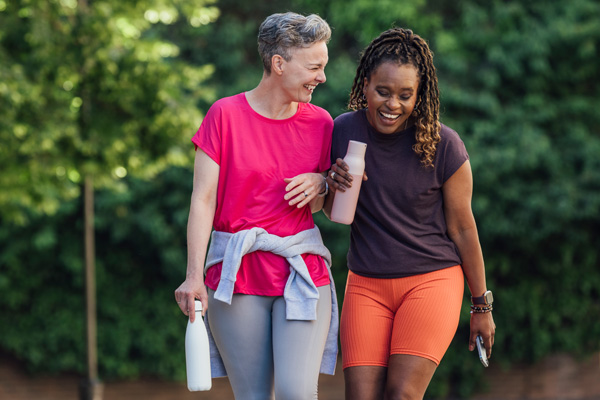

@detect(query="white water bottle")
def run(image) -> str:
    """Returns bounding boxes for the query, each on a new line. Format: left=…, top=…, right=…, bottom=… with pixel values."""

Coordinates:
left=331, top=140, right=367, bottom=225
left=185, top=300, right=212, bottom=391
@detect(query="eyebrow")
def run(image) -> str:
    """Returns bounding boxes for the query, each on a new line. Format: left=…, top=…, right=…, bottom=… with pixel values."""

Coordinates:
left=375, top=84, right=415, bottom=91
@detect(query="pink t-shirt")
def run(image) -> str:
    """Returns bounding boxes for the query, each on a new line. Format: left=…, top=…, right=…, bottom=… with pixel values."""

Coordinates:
left=192, top=93, right=333, bottom=296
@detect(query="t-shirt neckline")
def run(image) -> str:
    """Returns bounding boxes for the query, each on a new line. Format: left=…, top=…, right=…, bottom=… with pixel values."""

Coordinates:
left=241, top=92, right=304, bottom=124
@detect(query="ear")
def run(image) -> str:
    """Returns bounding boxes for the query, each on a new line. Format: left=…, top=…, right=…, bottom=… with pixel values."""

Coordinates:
left=271, top=55, right=285, bottom=76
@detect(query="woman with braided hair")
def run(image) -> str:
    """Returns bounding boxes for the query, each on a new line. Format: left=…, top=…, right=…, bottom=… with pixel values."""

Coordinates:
left=324, top=28, right=496, bottom=399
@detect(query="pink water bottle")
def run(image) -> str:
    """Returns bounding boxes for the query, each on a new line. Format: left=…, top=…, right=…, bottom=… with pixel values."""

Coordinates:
left=331, top=140, right=367, bottom=224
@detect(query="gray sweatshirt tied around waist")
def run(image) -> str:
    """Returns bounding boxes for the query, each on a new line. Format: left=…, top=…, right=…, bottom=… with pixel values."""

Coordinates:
left=204, top=226, right=339, bottom=377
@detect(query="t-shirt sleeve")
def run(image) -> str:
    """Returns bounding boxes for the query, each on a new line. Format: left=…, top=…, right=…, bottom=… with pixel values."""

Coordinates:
left=318, top=116, right=334, bottom=172
left=440, top=126, right=469, bottom=183
left=331, top=113, right=351, bottom=165
left=191, top=102, right=222, bottom=165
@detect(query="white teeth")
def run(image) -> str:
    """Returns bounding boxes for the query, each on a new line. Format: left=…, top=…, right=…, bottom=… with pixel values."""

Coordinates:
left=305, top=85, right=316, bottom=91
left=381, top=112, right=400, bottom=119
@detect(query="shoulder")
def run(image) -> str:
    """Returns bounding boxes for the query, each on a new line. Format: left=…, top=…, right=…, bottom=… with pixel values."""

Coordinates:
left=333, top=111, right=360, bottom=124
left=207, top=93, right=245, bottom=114
left=438, top=123, right=467, bottom=150
left=439, top=123, right=462, bottom=141
left=436, top=123, right=469, bottom=176
left=334, top=110, right=361, bottom=126
left=301, top=102, right=333, bottom=124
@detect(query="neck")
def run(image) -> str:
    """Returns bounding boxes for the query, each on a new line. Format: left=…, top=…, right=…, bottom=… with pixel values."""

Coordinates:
left=246, top=74, right=298, bottom=120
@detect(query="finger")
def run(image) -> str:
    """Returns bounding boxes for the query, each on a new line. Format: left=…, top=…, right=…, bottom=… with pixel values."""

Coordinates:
left=285, top=187, right=304, bottom=202
left=292, top=189, right=312, bottom=207
left=296, top=193, right=312, bottom=208
left=335, top=158, right=349, bottom=171
left=468, top=334, right=477, bottom=351
left=333, top=164, right=354, bottom=184
left=485, top=336, right=493, bottom=358
left=288, top=188, right=307, bottom=206
left=200, top=299, right=208, bottom=317
left=330, top=168, right=350, bottom=190
left=331, top=178, right=347, bottom=193
left=284, top=177, right=301, bottom=193
left=188, top=297, right=196, bottom=323
left=284, top=182, right=302, bottom=200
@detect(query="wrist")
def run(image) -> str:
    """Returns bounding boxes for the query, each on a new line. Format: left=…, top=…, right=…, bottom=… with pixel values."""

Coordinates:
left=470, top=304, right=493, bottom=314
left=471, top=290, right=493, bottom=306
left=317, top=176, right=328, bottom=197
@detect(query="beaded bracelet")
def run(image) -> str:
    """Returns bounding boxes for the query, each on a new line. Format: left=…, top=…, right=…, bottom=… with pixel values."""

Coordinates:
left=470, top=304, right=493, bottom=314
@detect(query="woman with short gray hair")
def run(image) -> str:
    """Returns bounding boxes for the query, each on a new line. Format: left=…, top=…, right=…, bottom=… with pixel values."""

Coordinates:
left=258, top=12, right=332, bottom=73
left=175, top=12, right=337, bottom=400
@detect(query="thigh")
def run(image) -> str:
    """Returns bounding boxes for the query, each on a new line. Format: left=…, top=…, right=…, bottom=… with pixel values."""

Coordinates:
left=341, top=271, right=396, bottom=369
left=385, top=354, right=438, bottom=400
left=391, top=265, right=464, bottom=365
left=207, top=290, right=275, bottom=400
left=272, top=285, right=331, bottom=400
left=344, top=366, right=387, bottom=400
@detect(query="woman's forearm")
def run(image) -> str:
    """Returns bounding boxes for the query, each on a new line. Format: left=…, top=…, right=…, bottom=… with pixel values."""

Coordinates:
left=186, top=193, right=216, bottom=280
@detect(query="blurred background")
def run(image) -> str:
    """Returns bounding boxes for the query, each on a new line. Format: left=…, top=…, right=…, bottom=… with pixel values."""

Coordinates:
left=1, top=0, right=599, bottom=399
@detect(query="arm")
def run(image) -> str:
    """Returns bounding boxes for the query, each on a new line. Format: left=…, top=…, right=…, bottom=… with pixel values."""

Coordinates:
left=174, top=149, right=219, bottom=323
left=443, top=160, right=496, bottom=357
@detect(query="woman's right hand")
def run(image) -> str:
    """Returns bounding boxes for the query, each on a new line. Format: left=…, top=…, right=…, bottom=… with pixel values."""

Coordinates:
left=327, top=158, right=368, bottom=193
left=174, top=276, right=208, bottom=323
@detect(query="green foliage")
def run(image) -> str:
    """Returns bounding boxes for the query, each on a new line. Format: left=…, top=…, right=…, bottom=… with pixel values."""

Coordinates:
left=0, top=0, right=215, bottom=223
left=429, top=0, right=600, bottom=396
left=0, top=168, right=193, bottom=379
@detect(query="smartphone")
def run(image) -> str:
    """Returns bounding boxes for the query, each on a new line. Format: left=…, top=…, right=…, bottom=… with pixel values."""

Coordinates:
left=476, top=335, right=489, bottom=367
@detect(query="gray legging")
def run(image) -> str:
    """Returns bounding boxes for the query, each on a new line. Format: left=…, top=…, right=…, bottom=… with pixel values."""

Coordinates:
left=207, top=285, right=332, bottom=400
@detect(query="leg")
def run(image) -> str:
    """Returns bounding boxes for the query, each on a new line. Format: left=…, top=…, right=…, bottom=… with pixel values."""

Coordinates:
left=271, top=285, right=332, bottom=400
left=341, top=271, right=396, bottom=400
left=207, top=290, right=275, bottom=400
left=386, top=266, right=464, bottom=399
left=384, top=355, right=437, bottom=400
left=344, top=366, right=386, bottom=400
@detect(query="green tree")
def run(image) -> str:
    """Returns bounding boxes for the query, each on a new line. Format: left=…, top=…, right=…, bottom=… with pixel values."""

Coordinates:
left=0, top=0, right=218, bottom=223
left=430, top=0, right=600, bottom=396
left=0, top=0, right=217, bottom=383
left=0, top=167, right=193, bottom=379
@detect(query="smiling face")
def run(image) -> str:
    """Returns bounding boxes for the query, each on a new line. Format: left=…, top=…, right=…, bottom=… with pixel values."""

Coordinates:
left=280, top=41, right=328, bottom=103
left=363, top=61, right=420, bottom=134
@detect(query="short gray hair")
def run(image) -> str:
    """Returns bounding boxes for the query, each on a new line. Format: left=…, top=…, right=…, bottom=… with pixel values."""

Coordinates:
left=258, top=12, right=331, bottom=74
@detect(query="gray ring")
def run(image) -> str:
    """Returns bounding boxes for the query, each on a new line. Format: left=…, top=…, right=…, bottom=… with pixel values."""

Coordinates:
left=331, top=171, right=336, bottom=180
left=304, top=191, right=308, bottom=197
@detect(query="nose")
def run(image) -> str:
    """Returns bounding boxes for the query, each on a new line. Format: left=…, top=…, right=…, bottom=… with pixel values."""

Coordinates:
left=316, top=69, right=326, bottom=83
left=386, top=96, right=401, bottom=109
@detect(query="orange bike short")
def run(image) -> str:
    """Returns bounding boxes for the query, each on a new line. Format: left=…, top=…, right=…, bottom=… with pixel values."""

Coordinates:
left=341, top=265, right=464, bottom=368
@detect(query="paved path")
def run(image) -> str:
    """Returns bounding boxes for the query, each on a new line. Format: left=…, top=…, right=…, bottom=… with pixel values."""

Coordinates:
left=2, top=352, right=599, bottom=399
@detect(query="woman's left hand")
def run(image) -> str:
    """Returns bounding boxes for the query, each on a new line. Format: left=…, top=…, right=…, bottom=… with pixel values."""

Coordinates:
left=284, top=172, right=326, bottom=208
left=469, top=311, right=496, bottom=359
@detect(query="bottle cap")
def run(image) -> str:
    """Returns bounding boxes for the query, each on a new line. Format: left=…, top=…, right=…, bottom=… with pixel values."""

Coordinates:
left=347, top=140, right=367, bottom=156
left=194, top=300, right=203, bottom=312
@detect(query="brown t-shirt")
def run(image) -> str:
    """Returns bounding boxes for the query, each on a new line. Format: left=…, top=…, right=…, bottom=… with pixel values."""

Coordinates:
left=331, top=110, right=469, bottom=278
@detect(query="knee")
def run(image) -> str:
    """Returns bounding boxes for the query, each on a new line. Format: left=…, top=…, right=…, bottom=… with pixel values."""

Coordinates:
left=384, top=384, right=423, bottom=400
left=274, top=380, right=317, bottom=400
